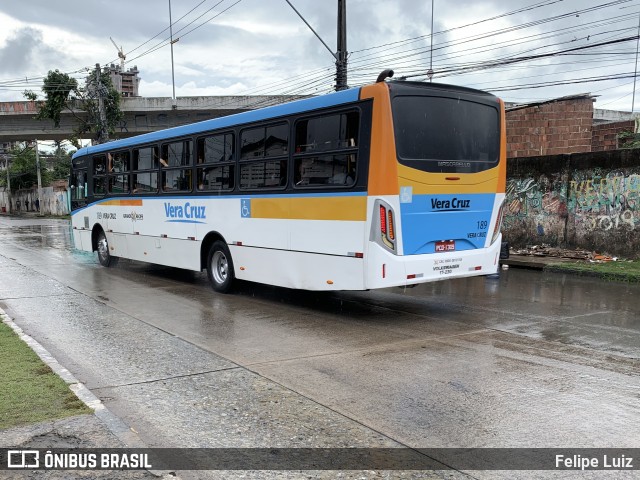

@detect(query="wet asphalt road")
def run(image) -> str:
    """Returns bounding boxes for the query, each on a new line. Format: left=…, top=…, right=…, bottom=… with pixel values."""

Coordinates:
left=0, top=216, right=638, bottom=479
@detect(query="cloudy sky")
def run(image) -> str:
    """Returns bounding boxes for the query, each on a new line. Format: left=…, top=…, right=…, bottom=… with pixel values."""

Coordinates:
left=1, top=0, right=640, bottom=111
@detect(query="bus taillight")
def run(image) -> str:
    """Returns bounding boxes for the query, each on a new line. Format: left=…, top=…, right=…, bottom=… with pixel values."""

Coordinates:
left=388, top=210, right=395, bottom=240
left=491, top=201, right=505, bottom=245
left=379, top=205, right=387, bottom=235
left=375, top=200, right=396, bottom=252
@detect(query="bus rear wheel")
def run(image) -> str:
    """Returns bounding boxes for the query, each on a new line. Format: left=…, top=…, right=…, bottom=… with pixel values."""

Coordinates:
left=207, top=241, right=235, bottom=293
left=96, top=231, right=118, bottom=267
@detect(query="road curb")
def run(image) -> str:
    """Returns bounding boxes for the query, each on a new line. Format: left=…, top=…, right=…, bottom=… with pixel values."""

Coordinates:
left=0, top=308, right=146, bottom=448
left=0, top=307, right=176, bottom=478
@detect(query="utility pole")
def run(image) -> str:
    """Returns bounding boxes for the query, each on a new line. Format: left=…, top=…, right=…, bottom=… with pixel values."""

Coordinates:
left=169, top=0, right=177, bottom=109
left=95, top=64, right=109, bottom=144
left=336, top=0, right=348, bottom=91
left=3, top=155, right=10, bottom=214
left=34, top=141, right=43, bottom=217
left=632, top=11, right=640, bottom=112
left=428, top=0, right=434, bottom=82
left=285, top=0, right=348, bottom=92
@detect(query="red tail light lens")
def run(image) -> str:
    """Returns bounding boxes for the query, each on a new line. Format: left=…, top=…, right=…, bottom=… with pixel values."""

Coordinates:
left=379, top=205, right=387, bottom=235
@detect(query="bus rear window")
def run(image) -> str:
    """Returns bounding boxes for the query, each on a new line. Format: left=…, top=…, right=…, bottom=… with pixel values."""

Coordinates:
left=392, top=95, right=499, bottom=173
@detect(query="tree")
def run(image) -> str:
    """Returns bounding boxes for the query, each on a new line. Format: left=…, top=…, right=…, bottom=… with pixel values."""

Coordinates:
left=0, top=145, right=52, bottom=191
left=24, top=66, right=123, bottom=148
left=617, top=130, right=640, bottom=149
left=25, top=70, right=78, bottom=128
left=50, top=144, right=72, bottom=181
left=0, top=143, right=71, bottom=191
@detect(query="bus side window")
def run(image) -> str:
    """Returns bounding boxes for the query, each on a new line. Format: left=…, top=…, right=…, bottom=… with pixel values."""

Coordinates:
left=239, top=123, right=288, bottom=190
left=71, top=169, right=87, bottom=200
left=196, top=132, right=235, bottom=192
left=131, top=146, right=159, bottom=195
left=293, top=110, right=359, bottom=188
left=93, top=155, right=107, bottom=175
left=161, top=140, right=193, bottom=192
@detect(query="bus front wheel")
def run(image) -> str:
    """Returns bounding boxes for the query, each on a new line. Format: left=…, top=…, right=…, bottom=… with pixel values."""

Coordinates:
left=96, top=231, right=118, bottom=267
left=207, top=241, right=235, bottom=293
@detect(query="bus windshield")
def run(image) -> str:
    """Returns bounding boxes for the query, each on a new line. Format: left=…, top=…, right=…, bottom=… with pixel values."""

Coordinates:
left=392, top=95, right=500, bottom=174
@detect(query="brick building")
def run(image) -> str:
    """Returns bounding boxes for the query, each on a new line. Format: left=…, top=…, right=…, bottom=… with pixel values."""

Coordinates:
left=505, top=95, right=640, bottom=158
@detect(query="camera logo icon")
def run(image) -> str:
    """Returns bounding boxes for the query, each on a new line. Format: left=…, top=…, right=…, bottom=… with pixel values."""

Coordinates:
left=7, top=450, right=40, bottom=469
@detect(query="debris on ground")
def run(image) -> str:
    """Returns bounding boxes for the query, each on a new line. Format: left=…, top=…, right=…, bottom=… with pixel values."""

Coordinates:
left=510, top=244, right=621, bottom=262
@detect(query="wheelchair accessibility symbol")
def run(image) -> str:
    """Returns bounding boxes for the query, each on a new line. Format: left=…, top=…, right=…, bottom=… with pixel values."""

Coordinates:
left=241, top=199, right=251, bottom=218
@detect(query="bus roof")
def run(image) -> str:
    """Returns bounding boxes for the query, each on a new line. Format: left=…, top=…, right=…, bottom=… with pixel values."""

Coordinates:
left=72, top=87, right=362, bottom=159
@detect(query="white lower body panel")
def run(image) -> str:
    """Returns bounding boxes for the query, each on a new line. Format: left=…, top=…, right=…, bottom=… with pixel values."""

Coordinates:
left=230, top=246, right=366, bottom=291
left=365, top=233, right=503, bottom=290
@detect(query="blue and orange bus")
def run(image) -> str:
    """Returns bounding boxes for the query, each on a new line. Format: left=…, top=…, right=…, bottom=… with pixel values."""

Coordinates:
left=70, top=72, right=506, bottom=292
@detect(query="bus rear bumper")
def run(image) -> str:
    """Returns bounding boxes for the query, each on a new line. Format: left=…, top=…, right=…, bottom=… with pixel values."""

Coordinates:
left=365, top=235, right=503, bottom=290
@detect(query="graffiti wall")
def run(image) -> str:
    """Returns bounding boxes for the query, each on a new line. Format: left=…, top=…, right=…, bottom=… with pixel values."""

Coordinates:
left=505, top=150, right=640, bottom=258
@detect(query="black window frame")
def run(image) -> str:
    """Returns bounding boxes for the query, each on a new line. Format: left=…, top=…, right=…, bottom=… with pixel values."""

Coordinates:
left=131, top=144, right=160, bottom=195
left=239, top=121, right=289, bottom=191
left=196, top=131, right=236, bottom=193
left=292, top=108, right=361, bottom=190
left=160, top=139, right=194, bottom=193
left=107, top=150, right=131, bottom=194
left=70, top=168, right=88, bottom=207
left=92, top=154, right=108, bottom=197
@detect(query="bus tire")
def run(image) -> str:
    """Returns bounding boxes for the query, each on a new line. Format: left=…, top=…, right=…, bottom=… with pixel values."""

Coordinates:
left=207, top=241, right=235, bottom=293
left=97, top=230, right=118, bottom=267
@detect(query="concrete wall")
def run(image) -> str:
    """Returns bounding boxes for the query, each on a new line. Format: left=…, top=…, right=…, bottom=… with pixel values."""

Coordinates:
left=0, top=186, right=69, bottom=216
left=504, top=149, right=640, bottom=258
left=0, top=95, right=307, bottom=142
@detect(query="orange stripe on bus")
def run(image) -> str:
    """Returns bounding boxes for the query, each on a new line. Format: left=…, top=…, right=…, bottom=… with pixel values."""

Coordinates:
left=360, top=83, right=399, bottom=196
left=497, top=98, right=507, bottom=194
left=101, top=199, right=143, bottom=207
left=251, top=196, right=367, bottom=221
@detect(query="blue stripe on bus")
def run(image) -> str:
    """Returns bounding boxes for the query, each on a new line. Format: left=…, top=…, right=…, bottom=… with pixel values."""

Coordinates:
left=400, top=193, right=497, bottom=255
left=72, top=88, right=362, bottom=159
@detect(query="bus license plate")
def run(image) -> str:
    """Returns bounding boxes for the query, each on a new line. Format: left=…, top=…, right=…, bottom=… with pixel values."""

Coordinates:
left=435, top=240, right=456, bottom=252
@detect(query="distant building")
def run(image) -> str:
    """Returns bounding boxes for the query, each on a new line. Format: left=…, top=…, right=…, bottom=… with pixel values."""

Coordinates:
left=0, top=141, right=19, bottom=155
left=105, top=64, right=141, bottom=98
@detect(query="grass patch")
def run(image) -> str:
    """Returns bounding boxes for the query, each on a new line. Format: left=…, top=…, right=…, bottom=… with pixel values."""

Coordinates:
left=545, top=259, right=640, bottom=283
left=0, top=321, right=91, bottom=430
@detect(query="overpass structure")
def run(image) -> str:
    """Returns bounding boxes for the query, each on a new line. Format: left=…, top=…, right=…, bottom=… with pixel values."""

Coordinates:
left=0, top=95, right=306, bottom=143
